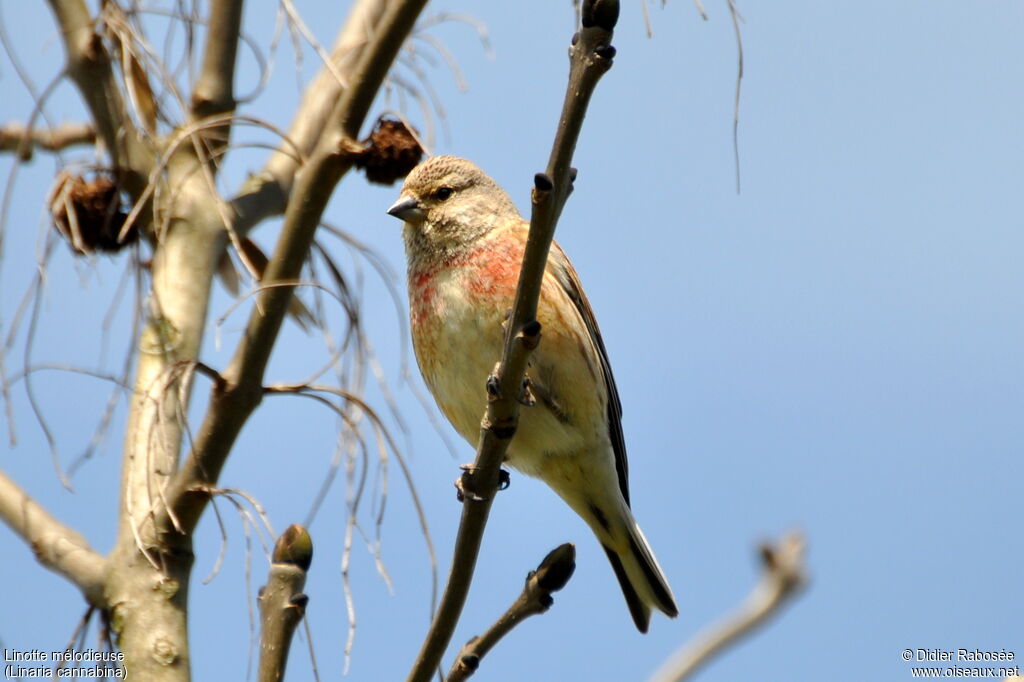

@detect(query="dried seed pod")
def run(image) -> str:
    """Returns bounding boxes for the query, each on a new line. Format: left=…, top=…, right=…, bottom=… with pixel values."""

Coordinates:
left=50, top=173, right=136, bottom=255
left=352, top=118, right=425, bottom=186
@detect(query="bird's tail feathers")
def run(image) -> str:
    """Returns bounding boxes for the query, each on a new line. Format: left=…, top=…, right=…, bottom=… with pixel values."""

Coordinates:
left=593, top=504, right=678, bottom=633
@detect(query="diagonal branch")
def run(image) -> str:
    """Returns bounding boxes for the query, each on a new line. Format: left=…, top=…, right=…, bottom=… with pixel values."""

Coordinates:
left=648, top=532, right=808, bottom=682
left=228, top=0, right=389, bottom=236
left=0, top=470, right=107, bottom=606
left=156, top=0, right=431, bottom=540
left=445, top=544, right=576, bottom=682
left=405, top=3, right=619, bottom=681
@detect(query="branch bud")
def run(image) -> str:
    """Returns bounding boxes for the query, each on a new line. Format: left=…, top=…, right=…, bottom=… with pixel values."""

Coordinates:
left=273, top=524, right=314, bottom=572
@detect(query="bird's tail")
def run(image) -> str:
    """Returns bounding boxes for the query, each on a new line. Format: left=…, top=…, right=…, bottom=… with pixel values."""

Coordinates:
left=588, top=500, right=679, bottom=632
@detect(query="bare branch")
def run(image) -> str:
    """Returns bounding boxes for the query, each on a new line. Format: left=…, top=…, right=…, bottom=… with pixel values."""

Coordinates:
left=648, top=532, right=808, bottom=682
left=191, top=0, right=245, bottom=160
left=229, top=0, right=389, bottom=236
left=257, top=525, right=312, bottom=682
left=404, top=3, right=619, bottom=680
left=157, top=0, right=431, bottom=539
left=0, top=121, right=95, bottom=159
left=446, top=544, right=576, bottom=682
left=44, top=0, right=153, bottom=191
left=192, top=0, right=244, bottom=118
left=0, top=470, right=107, bottom=606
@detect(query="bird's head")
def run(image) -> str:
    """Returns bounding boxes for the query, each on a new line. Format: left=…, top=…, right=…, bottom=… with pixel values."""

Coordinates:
left=387, top=156, right=520, bottom=256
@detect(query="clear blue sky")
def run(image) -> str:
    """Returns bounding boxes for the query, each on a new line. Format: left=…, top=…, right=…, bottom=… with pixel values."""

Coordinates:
left=2, top=1, right=1021, bottom=681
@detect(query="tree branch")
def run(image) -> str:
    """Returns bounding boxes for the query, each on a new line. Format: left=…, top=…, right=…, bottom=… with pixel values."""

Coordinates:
left=257, top=525, right=312, bottom=682
left=44, top=0, right=153, bottom=192
left=405, top=3, right=619, bottom=681
left=191, top=0, right=244, bottom=119
left=228, top=0, right=389, bottom=236
left=190, top=0, right=245, bottom=161
left=446, top=544, right=576, bottom=682
left=0, top=470, right=107, bottom=606
left=648, top=532, right=808, bottom=682
left=156, top=0, right=431, bottom=539
left=0, top=121, right=95, bottom=159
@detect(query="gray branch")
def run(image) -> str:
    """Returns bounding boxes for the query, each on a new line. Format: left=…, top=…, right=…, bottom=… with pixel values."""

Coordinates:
left=405, top=3, right=619, bottom=681
left=648, top=532, right=808, bottom=682
left=446, top=544, right=576, bottom=682
left=0, top=471, right=107, bottom=606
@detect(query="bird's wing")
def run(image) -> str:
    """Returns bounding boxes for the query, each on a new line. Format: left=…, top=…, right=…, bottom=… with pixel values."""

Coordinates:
left=548, top=242, right=631, bottom=505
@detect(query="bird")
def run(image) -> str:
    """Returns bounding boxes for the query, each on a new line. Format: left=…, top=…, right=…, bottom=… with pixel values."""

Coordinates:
left=387, top=155, right=678, bottom=632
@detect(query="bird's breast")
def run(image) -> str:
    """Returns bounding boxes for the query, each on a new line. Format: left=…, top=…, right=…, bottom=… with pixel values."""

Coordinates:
left=409, top=261, right=511, bottom=442
left=408, top=251, right=597, bottom=475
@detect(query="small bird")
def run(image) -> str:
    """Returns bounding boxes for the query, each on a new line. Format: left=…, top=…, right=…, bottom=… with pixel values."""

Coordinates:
left=387, top=155, right=678, bottom=631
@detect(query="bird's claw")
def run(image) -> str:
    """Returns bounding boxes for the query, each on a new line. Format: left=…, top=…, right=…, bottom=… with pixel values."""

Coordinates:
left=518, top=375, right=536, bottom=407
left=454, top=464, right=511, bottom=502
left=454, top=476, right=483, bottom=502
left=486, top=373, right=501, bottom=398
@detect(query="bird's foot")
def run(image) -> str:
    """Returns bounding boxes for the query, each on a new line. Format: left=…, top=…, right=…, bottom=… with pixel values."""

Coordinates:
left=517, top=375, right=536, bottom=407
left=454, top=464, right=511, bottom=502
left=486, top=371, right=501, bottom=398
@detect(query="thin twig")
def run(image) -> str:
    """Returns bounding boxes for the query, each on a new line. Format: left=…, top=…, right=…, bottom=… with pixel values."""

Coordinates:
left=726, top=0, right=744, bottom=194
left=648, top=531, right=808, bottom=682
left=404, top=3, right=619, bottom=680
left=445, top=544, right=576, bottom=682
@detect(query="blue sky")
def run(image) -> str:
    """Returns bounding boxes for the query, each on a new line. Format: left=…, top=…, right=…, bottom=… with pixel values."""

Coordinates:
left=2, top=1, right=1022, bottom=681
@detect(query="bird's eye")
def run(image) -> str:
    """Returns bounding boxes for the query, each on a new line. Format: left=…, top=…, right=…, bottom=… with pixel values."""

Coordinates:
left=434, top=187, right=454, bottom=201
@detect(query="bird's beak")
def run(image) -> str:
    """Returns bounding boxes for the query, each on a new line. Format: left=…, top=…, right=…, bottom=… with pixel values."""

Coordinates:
left=387, top=195, right=424, bottom=224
